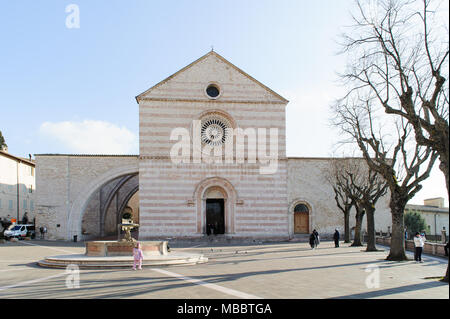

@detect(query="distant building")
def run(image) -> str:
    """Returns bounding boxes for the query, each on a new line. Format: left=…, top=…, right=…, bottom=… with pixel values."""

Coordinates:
left=405, top=197, right=449, bottom=237
left=0, top=150, right=35, bottom=224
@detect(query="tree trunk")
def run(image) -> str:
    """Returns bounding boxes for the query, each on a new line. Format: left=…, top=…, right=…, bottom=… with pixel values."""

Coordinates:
left=442, top=264, right=449, bottom=283
left=344, top=211, right=351, bottom=243
left=386, top=193, right=408, bottom=261
left=438, top=159, right=449, bottom=283
left=365, top=206, right=377, bottom=251
left=351, top=207, right=364, bottom=247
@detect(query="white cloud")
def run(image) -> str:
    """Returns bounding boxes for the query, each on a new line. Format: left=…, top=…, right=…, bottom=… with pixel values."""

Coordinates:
left=39, top=120, right=138, bottom=154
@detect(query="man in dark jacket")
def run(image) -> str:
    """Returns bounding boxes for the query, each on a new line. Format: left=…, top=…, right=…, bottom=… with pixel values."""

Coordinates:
left=309, top=232, right=316, bottom=249
left=333, top=229, right=340, bottom=247
left=313, top=229, right=320, bottom=248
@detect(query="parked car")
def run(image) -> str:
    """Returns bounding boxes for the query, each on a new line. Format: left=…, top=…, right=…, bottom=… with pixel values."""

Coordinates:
left=4, top=224, right=35, bottom=240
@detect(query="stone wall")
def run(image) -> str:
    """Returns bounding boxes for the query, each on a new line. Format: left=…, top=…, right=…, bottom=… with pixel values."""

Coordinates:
left=35, top=155, right=138, bottom=240
left=287, top=158, right=392, bottom=238
left=377, top=236, right=448, bottom=258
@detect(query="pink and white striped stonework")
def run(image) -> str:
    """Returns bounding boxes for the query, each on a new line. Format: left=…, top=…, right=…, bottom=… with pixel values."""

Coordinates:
left=137, top=51, right=289, bottom=238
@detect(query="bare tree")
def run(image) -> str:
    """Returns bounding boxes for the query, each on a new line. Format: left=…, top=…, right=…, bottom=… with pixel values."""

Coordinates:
left=351, top=196, right=366, bottom=247
left=347, top=164, right=389, bottom=251
left=326, top=159, right=356, bottom=243
left=333, top=97, right=438, bottom=260
left=327, top=157, right=387, bottom=249
left=339, top=0, right=448, bottom=279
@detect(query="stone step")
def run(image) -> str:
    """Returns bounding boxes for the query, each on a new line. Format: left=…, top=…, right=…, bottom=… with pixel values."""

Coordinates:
left=37, top=254, right=208, bottom=269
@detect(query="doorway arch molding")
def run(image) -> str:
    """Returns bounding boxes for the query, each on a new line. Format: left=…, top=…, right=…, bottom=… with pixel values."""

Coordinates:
left=192, top=177, right=238, bottom=234
left=288, top=199, right=313, bottom=237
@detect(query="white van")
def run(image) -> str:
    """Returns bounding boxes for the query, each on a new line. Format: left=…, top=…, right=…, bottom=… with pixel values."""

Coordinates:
left=4, top=224, right=36, bottom=239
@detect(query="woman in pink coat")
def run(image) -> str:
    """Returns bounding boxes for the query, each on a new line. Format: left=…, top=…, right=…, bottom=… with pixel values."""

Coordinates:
left=133, top=242, right=144, bottom=270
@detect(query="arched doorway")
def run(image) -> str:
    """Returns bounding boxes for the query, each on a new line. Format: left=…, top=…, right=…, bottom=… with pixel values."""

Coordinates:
left=293, top=203, right=310, bottom=234
left=193, top=177, right=237, bottom=235
left=204, top=187, right=226, bottom=235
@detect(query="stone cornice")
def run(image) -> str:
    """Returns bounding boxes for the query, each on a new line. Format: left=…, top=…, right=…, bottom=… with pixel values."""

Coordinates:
left=139, top=155, right=288, bottom=161
left=139, top=97, right=287, bottom=105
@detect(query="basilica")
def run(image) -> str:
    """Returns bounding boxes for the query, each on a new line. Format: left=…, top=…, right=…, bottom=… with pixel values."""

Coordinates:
left=35, top=51, right=391, bottom=241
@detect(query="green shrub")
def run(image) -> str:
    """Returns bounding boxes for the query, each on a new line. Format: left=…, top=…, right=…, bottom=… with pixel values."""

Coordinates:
left=405, top=211, right=427, bottom=236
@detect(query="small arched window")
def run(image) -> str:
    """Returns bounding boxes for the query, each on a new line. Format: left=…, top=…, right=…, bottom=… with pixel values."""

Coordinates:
left=294, top=203, right=309, bottom=213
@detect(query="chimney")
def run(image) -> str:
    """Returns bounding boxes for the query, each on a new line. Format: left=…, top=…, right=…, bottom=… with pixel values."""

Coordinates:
left=424, top=198, right=444, bottom=208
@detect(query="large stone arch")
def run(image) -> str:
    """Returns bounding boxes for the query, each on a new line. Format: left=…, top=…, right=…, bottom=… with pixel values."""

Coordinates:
left=100, top=175, right=139, bottom=237
left=193, top=176, right=238, bottom=235
left=67, top=164, right=139, bottom=241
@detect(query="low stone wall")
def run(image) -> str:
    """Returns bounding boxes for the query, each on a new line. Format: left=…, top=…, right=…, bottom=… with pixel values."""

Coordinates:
left=85, top=241, right=168, bottom=257
left=376, top=236, right=448, bottom=258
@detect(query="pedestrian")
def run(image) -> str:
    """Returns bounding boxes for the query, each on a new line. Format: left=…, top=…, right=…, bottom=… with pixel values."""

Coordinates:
left=39, top=226, right=44, bottom=239
left=333, top=229, right=340, bottom=248
left=413, top=232, right=424, bottom=263
left=313, top=229, right=320, bottom=248
left=43, top=226, right=47, bottom=239
left=444, top=241, right=448, bottom=257
left=309, top=232, right=316, bottom=249
left=133, top=242, right=144, bottom=270
left=404, top=227, right=408, bottom=249
left=22, top=212, right=29, bottom=225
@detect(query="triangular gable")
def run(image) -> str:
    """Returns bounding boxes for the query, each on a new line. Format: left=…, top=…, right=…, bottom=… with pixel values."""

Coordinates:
left=135, top=51, right=288, bottom=104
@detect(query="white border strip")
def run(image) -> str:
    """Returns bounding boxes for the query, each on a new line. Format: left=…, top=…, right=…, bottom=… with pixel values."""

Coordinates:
left=17, top=241, right=75, bottom=254
left=0, top=272, right=68, bottom=292
left=151, top=268, right=262, bottom=299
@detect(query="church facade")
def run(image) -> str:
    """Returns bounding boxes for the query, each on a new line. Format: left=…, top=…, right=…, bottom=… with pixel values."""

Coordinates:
left=35, top=52, right=392, bottom=241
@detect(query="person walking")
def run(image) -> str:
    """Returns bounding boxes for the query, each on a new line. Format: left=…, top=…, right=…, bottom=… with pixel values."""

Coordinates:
left=413, top=232, right=425, bottom=263
left=133, top=242, right=144, bottom=270
left=309, top=232, right=316, bottom=249
left=404, top=227, right=408, bottom=249
left=333, top=229, right=340, bottom=248
left=313, top=229, right=320, bottom=248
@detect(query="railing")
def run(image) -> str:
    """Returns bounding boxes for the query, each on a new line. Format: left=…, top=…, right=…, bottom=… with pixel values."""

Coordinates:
left=376, top=236, right=448, bottom=258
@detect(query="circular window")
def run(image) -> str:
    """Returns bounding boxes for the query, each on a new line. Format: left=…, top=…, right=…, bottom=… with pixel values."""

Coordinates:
left=206, top=84, right=220, bottom=99
left=200, top=114, right=231, bottom=146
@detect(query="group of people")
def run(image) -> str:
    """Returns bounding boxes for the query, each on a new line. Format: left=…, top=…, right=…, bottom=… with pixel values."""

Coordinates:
left=308, top=229, right=341, bottom=249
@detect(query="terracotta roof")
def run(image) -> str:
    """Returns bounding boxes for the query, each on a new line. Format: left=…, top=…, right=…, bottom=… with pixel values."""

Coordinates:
left=0, top=150, right=35, bottom=166
left=405, top=204, right=449, bottom=214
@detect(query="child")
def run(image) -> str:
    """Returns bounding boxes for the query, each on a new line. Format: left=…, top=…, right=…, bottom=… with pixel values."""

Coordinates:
left=133, top=242, right=144, bottom=270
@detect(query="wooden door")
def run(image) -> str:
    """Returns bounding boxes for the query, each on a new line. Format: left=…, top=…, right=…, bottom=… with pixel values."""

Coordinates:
left=294, top=212, right=309, bottom=234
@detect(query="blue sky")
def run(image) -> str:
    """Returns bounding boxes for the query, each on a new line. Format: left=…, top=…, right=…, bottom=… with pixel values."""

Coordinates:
left=0, top=0, right=447, bottom=205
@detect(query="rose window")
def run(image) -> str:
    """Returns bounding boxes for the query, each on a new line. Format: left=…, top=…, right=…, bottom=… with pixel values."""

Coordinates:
left=200, top=115, right=231, bottom=147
